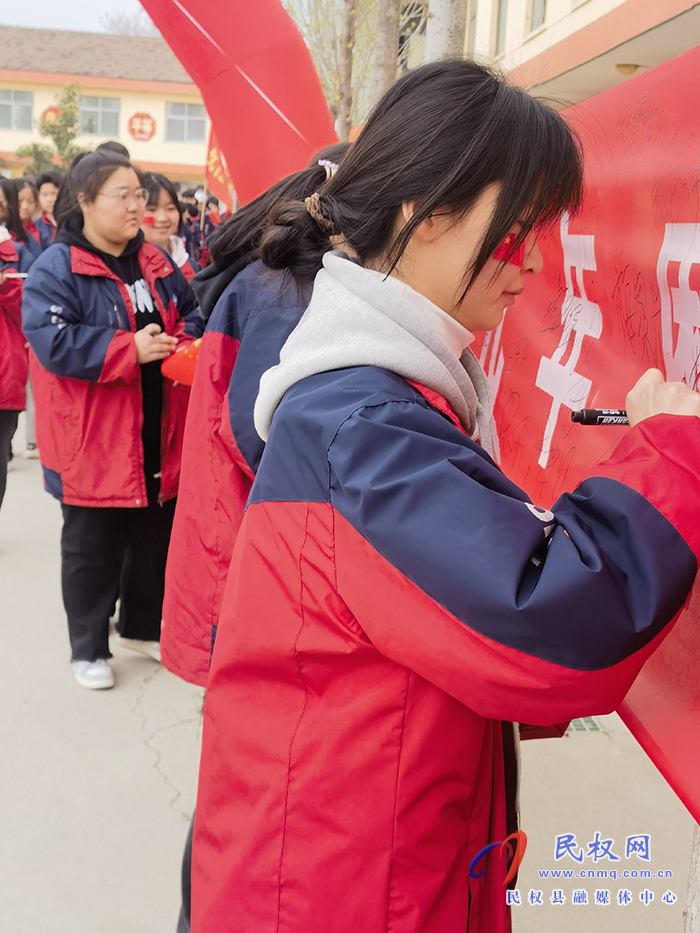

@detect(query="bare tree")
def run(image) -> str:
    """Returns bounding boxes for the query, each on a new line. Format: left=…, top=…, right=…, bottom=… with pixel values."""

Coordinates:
left=284, top=0, right=377, bottom=135
left=424, top=0, right=467, bottom=61
left=285, top=0, right=428, bottom=133
left=372, top=0, right=401, bottom=104
left=337, top=1, right=357, bottom=141
left=100, top=10, right=159, bottom=37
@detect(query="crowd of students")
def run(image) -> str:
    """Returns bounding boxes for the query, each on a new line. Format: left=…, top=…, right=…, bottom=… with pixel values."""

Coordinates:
left=3, top=60, right=700, bottom=933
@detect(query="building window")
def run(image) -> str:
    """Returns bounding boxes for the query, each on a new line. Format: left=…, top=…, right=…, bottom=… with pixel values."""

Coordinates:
left=530, top=0, right=546, bottom=30
left=165, top=103, right=206, bottom=144
left=494, top=0, right=508, bottom=56
left=80, top=97, right=120, bottom=136
left=0, top=90, right=33, bottom=131
left=467, top=0, right=478, bottom=57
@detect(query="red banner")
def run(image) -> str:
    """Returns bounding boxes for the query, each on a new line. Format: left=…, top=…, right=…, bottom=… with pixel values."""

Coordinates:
left=485, top=47, right=700, bottom=820
left=205, top=129, right=233, bottom=212
left=139, top=0, right=337, bottom=204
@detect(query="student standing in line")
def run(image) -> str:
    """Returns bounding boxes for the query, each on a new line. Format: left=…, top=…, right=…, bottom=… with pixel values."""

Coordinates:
left=0, top=227, right=27, bottom=514
left=13, top=179, right=42, bottom=269
left=181, top=192, right=202, bottom=262
left=22, top=150, right=203, bottom=690
left=14, top=178, right=46, bottom=459
left=36, top=171, right=64, bottom=249
left=191, top=61, right=700, bottom=933
left=141, top=172, right=201, bottom=282
left=0, top=179, right=31, bottom=274
left=162, top=142, right=349, bottom=933
left=0, top=179, right=31, bottom=469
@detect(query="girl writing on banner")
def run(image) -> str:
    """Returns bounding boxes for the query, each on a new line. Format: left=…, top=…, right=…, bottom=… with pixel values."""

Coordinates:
left=191, top=60, right=700, bottom=933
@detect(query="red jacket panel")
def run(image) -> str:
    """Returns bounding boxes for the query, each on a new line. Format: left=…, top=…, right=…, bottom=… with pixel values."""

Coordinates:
left=161, top=329, right=248, bottom=684
left=161, top=262, right=308, bottom=684
left=0, top=276, right=27, bottom=411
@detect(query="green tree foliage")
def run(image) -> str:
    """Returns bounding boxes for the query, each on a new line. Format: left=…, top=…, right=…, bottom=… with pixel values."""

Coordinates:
left=13, top=142, right=55, bottom=175
left=15, top=83, right=87, bottom=173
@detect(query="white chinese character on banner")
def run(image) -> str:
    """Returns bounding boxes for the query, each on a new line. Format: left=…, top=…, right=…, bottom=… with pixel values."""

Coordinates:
left=657, top=224, right=700, bottom=388
left=479, top=316, right=507, bottom=402
left=535, top=213, right=602, bottom=467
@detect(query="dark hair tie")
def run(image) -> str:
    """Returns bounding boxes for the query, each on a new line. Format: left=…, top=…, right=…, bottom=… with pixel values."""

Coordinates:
left=304, top=192, right=335, bottom=235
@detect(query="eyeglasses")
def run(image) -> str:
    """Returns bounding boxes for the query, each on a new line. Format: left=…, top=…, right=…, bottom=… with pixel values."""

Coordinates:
left=98, top=188, right=149, bottom=206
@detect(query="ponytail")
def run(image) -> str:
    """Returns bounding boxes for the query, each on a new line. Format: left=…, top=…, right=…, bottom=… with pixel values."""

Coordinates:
left=258, top=60, right=583, bottom=294
left=209, top=142, right=350, bottom=271
left=192, top=143, right=350, bottom=319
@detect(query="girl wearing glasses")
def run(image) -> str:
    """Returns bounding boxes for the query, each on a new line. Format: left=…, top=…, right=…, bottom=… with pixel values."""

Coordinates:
left=141, top=172, right=201, bottom=283
left=22, top=150, right=203, bottom=690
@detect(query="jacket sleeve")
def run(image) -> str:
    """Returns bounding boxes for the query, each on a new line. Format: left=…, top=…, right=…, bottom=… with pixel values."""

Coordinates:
left=327, top=399, right=700, bottom=725
left=22, top=254, right=138, bottom=384
left=0, top=275, right=23, bottom=330
left=168, top=265, right=204, bottom=342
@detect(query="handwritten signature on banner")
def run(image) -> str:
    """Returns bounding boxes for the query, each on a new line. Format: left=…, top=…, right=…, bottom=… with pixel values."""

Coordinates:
left=479, top=46, right=700, bottom=823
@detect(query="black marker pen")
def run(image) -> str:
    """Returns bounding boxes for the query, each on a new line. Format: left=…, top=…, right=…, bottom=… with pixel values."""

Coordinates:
left=571, top=409, right=629, bottom=426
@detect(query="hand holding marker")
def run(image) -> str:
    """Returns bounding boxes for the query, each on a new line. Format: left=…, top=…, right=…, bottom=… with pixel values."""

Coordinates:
left=571, top=409, right=629, bottom=426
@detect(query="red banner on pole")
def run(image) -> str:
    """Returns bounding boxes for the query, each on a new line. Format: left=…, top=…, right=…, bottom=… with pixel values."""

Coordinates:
left=483, top=47, right=700, bottom=820
left=205, top=129, right=233, bottom=212
left=140, top=0, right=337, bottom=204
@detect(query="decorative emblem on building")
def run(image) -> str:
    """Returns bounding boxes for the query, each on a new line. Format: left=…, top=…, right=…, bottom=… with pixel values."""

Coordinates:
left=127, top=113, right=156, bottom=141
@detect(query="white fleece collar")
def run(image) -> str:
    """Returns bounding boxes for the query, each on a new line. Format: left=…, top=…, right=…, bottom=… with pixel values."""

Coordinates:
left=379, top=273, right=475, bottom=361
left=254, top=252, right=499, bottom=459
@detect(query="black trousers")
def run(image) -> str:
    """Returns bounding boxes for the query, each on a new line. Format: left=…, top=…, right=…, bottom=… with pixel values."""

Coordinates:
left=0, top=410, right=20, bottom=512
left=176, top=816, right=194, bottom=933
left=61, top=476, right=176, bottom=662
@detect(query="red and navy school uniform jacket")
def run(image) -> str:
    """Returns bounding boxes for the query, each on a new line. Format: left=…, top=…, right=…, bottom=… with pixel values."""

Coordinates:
left=193, top=364, right=700, bottom=933
left=0, top=239, right=28, bottom=411
left=38, top=212, right=56, bottom=250
left=180, top=256, right=201, bottom=283
left=21, top=221, right=43, bottom=268
left=22, top=241, right=203, bottom=507
left=161, top=261, right=309, bottom=685
left=10, top=234, right=39, bottom=274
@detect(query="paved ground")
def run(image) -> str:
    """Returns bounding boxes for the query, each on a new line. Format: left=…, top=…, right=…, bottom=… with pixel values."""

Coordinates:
left=0, top=425, right=697, bottom=932
left=1, top=434, right=204, bottom=933
left=517, top=713, right=695, bottom=932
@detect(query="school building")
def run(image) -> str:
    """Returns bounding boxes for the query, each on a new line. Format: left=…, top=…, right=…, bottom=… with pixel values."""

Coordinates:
left=465, top=0, right=700, bottom=106
left=0, top=26, right=209, bottom=184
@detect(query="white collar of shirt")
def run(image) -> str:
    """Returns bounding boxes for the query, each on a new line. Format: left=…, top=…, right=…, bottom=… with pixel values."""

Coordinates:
left=169, top=235, right=189, bottom=269
left=380, top=274, right=474, bottom=360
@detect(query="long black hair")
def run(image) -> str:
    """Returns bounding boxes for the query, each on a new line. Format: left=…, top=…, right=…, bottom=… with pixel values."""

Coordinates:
left=54, top=149, right=145, bottom=232
left=260, top=60, right=583, bottom=295
left=193, top=142, right=350, bottom=320
left=0, top=178, right=27, bottom=242
left=143, top=171, right=183, bottom=234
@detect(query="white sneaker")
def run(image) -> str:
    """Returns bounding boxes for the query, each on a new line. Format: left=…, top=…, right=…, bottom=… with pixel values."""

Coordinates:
left=72, top=659, right=115, bottom=690
left=114, top=635, right=161, bottom=663
left=23, top=444, right=39, bottom=460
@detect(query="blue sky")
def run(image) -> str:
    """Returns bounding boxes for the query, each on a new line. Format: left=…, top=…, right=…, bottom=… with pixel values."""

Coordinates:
left=1, top=0, right=152, bottom=32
